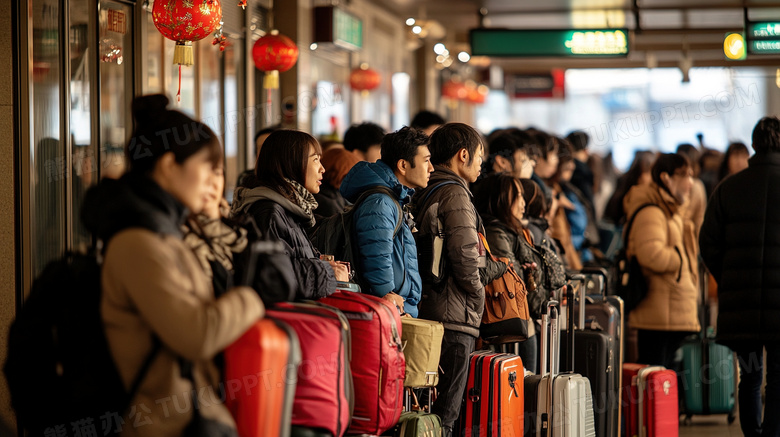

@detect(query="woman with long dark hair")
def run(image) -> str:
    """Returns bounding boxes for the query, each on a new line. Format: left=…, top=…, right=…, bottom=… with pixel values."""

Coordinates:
left=476, top=173, right=539, bottom=371
left=84, top=94, right=264, bottom=435
left=231, top=130, right=349, bottom=298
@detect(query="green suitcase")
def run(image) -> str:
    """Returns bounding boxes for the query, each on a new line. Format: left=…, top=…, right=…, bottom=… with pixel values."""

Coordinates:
left=679, top=333, right=737, bottom=424
left=384, top=411, right=443, bottom=437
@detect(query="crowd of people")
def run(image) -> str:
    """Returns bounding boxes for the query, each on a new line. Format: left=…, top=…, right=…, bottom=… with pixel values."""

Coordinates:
left=59, top=93, right=780, bottom=436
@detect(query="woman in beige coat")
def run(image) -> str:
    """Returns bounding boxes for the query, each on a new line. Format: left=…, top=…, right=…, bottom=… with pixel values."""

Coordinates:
left=623, top=153, right=700, bottom=369
left=86, top=95, right=264, bottom=436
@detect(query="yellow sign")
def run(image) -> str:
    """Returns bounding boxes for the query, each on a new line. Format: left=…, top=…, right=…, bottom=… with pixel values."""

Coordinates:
left=724, top=33, right=746, bottom=60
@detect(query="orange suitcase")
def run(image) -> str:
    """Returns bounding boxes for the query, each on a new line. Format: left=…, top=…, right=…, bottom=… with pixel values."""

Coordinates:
left=224, top=318, right=301, bottom=437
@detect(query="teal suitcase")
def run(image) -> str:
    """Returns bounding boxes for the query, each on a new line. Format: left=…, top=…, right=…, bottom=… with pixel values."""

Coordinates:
left=678, top=334, right=737, bottom=424
left=384, top=411, right=442, bottom=437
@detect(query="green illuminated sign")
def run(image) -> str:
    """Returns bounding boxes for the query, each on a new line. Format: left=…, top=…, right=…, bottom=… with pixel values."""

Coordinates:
left=745, top=21, right=780, bottom=54
left=751, top=39, right=780, bottom=54
left=470, top=28, right=629, bottom=57
left=333, top=8, right=362, bottom=50
left=748, top=22, right=780, bottom=38
left=314, top=6, right=362, bottom=51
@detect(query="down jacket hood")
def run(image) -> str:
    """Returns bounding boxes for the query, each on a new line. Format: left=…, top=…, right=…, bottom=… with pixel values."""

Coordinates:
left=81, top=174, right=188, bottom=243
left=623, top=182, right=680, bottom=221
left=231, top=186, right=311, bottom=221
left=340, top=161, right=414, bottom=205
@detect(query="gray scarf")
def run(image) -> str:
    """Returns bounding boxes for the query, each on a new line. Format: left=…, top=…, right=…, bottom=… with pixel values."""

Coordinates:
left=284, top=178, right=318, bottom=227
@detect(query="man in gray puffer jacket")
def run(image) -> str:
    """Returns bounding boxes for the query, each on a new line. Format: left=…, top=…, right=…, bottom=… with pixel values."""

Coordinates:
left=413, top=123, right=507, bottom=437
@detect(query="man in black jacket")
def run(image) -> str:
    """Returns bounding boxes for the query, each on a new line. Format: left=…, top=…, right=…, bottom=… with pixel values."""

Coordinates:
left=413, top=123, right=507, bottom=437
left=700, top=116, right=780, bottom=437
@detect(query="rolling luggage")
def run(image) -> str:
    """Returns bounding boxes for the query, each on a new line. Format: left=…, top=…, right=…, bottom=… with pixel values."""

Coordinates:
left=401, top=318, right=444, bottom=388
left=266, top=302, right=353, bottom=437
left=621, top=364, right=678, bottom=437
left=678, top=335, right=736, bottom=423
left=564, top=273, right=623, bottom=437
left=678, top=262, right=736, bottom=424
left=524, top=301, right=596, bottom=437
left=224, top=318, right=301, bottom=437
left=385, top=410, right=443, bottom=437
left=461, top=350, right=524, bottom=437
left=318, top=291, right=406, bottom=435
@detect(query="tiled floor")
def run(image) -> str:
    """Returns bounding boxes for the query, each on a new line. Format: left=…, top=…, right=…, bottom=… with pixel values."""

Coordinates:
left=679, top=414, right=742, bottom=437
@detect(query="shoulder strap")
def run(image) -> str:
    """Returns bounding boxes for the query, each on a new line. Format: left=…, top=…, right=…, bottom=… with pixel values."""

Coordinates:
left=419, top=180, right=459, bottom=212
left=126, top=337, right=161, bottom=404
left=623, top=203, right=663, bottom=248
left=352, top=186, right=404, bottom=237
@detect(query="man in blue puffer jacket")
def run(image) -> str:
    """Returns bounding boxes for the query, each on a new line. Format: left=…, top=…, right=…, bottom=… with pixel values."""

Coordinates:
left=339, top=126, right=433, bottom=317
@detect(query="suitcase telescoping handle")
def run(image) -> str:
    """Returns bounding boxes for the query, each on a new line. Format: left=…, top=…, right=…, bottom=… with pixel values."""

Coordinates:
left=579, top=266, right=608, bottom=297
left=540, top=300, right=560, bottom=377
left=563, top=275, right=587, bottom=373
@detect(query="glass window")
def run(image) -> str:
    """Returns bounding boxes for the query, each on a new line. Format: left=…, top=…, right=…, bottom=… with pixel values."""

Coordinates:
left=99, top=1, right=133, bottom=180
left=31, top=0, right=65, bottom=277
left=142, top=9, right=164, bottom=94
left=70, top=0, right=96, bottom=251
left=223, top=40, right=243, bottom=202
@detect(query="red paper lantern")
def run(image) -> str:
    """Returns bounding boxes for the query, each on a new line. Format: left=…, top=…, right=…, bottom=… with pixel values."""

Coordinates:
left=153, top=0, right=222, bottom=64
left=467, top=84, right=489, bottom=105
left=252, top=30, right=299, bottom=89
left=153, top=0, right=222, bottom=100
left=442, top=80, right=467, bottom=100
left=350, top=66, right=381, bottom=94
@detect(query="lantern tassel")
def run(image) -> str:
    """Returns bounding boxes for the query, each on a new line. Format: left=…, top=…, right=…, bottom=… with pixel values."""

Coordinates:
left=266, top=87, right=272, bottom=125
left=177, top=65, right=182, bottom=103
left=173, top=42, right=194, bottom=66
left=264, top=70, right=279, bottom=89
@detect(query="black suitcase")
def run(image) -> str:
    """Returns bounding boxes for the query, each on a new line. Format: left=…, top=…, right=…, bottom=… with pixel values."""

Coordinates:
left=562, top=275, right=621, bottom=437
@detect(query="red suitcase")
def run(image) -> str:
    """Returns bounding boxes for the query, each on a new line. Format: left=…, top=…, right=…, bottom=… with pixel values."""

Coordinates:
left=224, top=318, right=301, bottom=437
left=461, top=351, right=524, bottom=437
left=319, top=291, right=406, bottom=435
left=267, top=302, right=353, bottom=437
left=622, top=363, right=678, bottom=437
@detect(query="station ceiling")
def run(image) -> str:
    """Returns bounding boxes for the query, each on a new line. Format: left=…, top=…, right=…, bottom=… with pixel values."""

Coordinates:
left=373, top=0, right=780, bottom=71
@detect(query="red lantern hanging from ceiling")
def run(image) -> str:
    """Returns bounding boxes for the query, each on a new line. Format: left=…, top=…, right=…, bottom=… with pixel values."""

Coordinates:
left=252, top=30, right=299, bottom=89
left=153, top=0, right=222, bottom=101
left=442, top=79, right=467, bottom=100
left=350, top=65, right=381, bottom=97
left=467, top=84, right=489, bottom=105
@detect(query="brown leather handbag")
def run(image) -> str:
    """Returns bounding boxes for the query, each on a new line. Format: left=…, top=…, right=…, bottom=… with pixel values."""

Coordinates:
left=478, top=233, right=533, bottom=344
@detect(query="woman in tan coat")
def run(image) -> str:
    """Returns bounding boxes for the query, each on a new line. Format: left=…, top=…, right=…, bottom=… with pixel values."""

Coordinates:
left=623, top=153, right=700, bottom=368
left=87, top=95, right=264, bottom=436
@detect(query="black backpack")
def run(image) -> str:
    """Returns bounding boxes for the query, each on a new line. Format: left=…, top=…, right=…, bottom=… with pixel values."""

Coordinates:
left=310, top=186, right=403, bottom=290
left=4, top=251, right=157, bottom=436
left=616, top=203, right=661, bottom=314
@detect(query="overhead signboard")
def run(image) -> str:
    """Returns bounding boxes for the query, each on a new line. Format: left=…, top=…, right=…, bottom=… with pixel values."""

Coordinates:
left=314, top=6, right=363, bottom=51
left=724, top=32, right=747, bottom=60
left=746, top=21, right=780, bottom=55
left=470, top=28, right=629, bottom=58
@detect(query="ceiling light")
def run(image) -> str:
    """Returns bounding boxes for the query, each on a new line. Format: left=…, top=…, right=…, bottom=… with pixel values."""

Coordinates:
left=436, top=55, right=445, bottom=63
left=434, top=43, right=446, bottom=55
left=412, top=25, right=422, bottom=34
left=458, top=52, right=470, bottom=62
left=310, top=43, right=318, bottom=50
left=406, top=18, right=415, bottom=26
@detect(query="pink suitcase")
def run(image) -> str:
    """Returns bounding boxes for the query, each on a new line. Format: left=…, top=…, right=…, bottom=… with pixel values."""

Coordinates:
left=266, top=302, right=353, bottom=437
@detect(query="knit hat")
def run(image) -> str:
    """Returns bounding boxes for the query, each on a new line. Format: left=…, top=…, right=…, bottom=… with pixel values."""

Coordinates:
left=321, top=147, right=361, bottom=189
